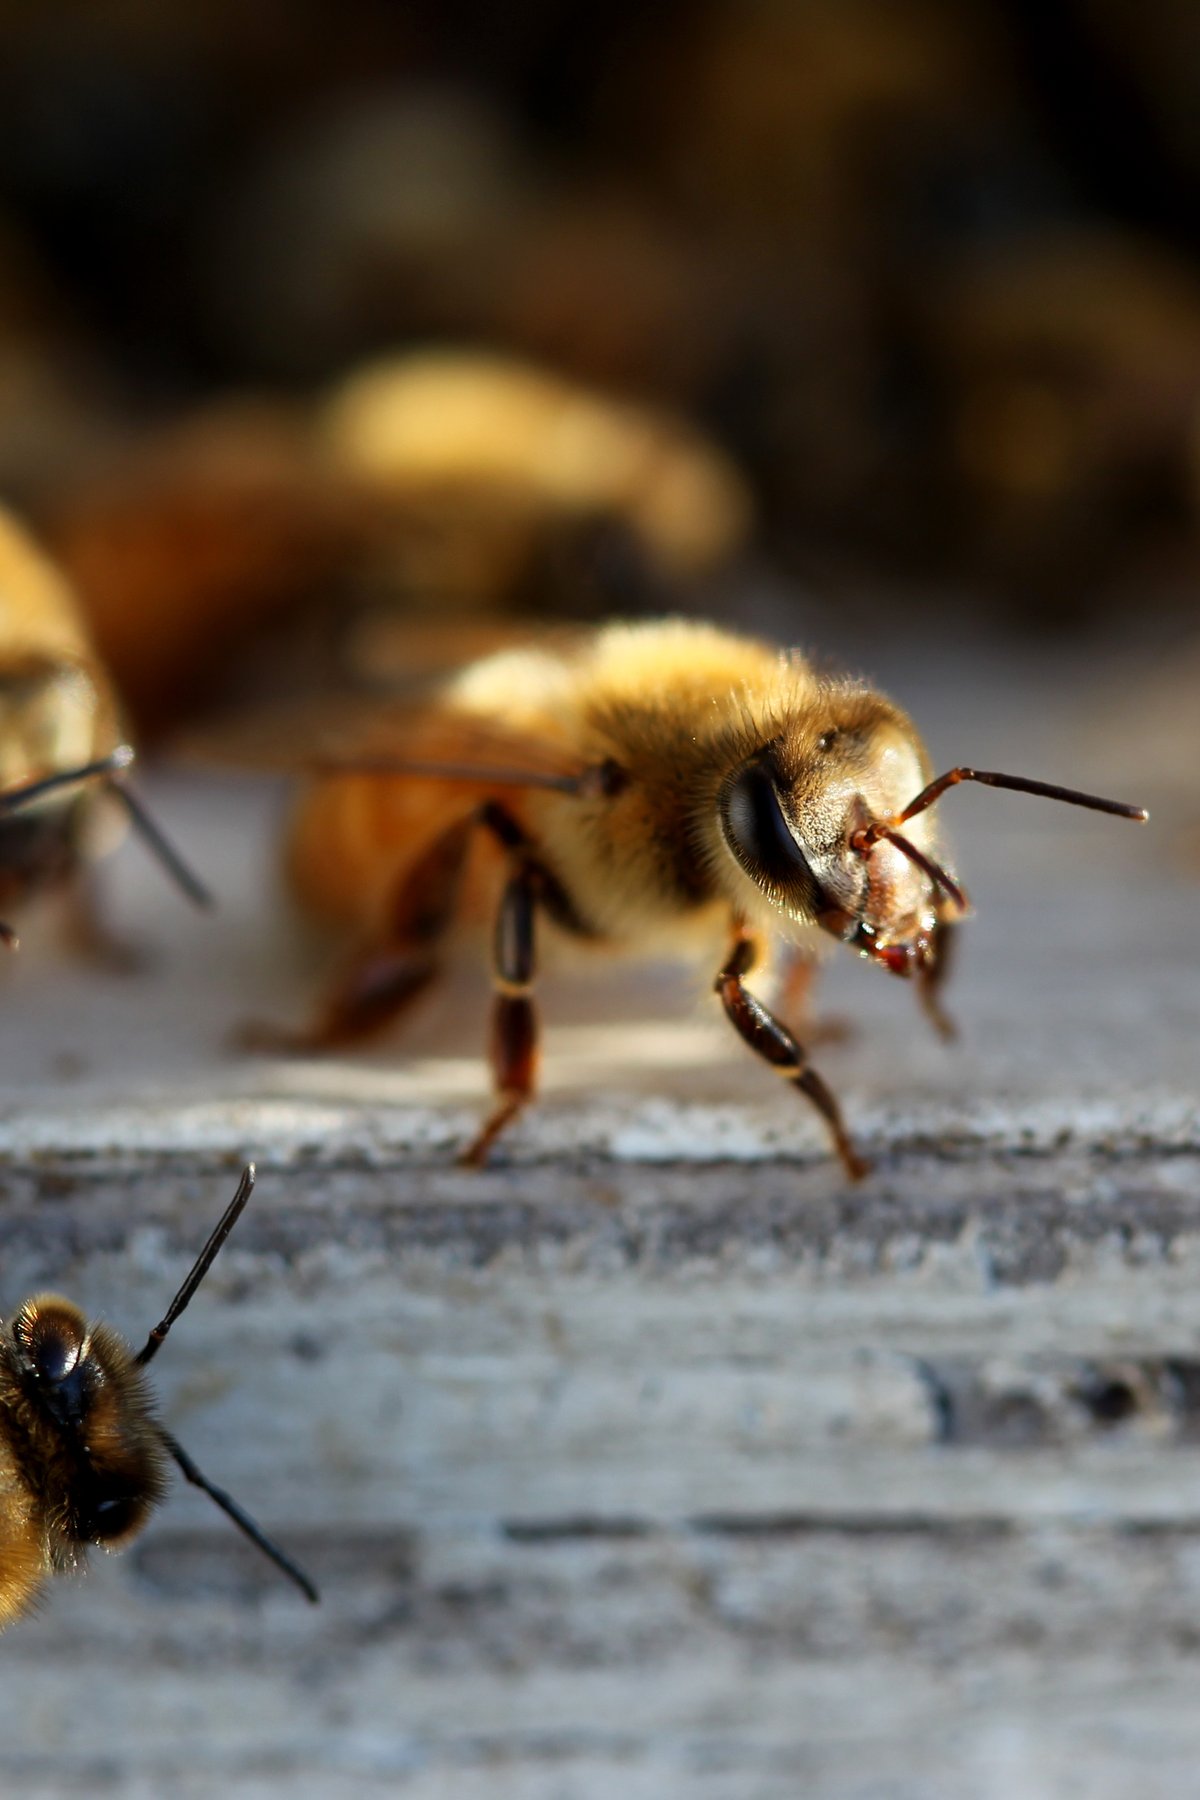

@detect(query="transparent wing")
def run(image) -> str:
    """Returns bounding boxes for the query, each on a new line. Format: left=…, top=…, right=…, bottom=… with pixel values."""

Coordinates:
left=177, top=694, right=603, bottom=796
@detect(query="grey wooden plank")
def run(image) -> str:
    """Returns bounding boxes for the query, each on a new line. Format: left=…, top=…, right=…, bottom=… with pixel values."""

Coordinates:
left=0, top=628, right=1194, bottom=1799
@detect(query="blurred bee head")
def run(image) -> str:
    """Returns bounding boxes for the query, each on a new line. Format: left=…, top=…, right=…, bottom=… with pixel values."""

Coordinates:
left=0, top=655, right=99, bottom=794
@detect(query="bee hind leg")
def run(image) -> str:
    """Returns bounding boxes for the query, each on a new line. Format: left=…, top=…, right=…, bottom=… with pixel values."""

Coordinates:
left=238, top=943, right=443, bottom=1053
left=238, top=815, right=474, bottom=1053
left=716, top=930, right=871, bottom=1182
left=460, top=859, right=540, bottom=1168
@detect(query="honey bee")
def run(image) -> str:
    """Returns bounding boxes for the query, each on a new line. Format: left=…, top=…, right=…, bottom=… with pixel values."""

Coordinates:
left=45, top=397, right=356, bottom=738
left=319, top=350, right=753, bottom=622
left=257, top=618, right=1147, bottom=1179
left=0, top=506, right=210, bottom=936
left=0, top=1165, right=318, bottom=1628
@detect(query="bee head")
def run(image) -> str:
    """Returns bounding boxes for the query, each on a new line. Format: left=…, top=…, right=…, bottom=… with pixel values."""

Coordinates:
left=718, top=690, right=956, bottom=948
left=12, top=1296, right=166, bottom=1547
left=0, top=657, right=100, bottom=795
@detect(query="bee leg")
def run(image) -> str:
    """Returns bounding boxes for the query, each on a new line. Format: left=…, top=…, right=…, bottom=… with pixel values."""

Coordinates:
left=774, top=946, right=852, bottom=1046
left=716, top=933, right=871, bottom=1181
left=460, top=860, right=540, bottom=1168
left=239, top=815, right=474, bottom=1052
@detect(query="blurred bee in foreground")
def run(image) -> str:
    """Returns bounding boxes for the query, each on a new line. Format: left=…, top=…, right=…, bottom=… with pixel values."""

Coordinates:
left=258, top=619, right=1146, bottom=1178
left=0, top=1165, right=318, bottom=1628
left=0, top=507, right=210, bottom=949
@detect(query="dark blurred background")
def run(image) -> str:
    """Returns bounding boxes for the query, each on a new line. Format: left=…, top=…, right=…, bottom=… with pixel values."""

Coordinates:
left=3, top=0, right=1200, bottom=730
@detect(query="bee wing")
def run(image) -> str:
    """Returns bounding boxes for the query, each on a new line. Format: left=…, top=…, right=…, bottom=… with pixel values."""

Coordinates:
left=309, top=705, right=602, bottom=794
left=178, top=695, right=600, bottom=794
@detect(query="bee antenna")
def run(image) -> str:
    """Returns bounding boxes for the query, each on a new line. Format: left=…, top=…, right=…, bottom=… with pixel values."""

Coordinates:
left=0, top=744, right=136, bottom=813
left=103, top=764, right=214, bottom=910
left=136, top=1165, right=256, bottom=1368
left=891, top=767, right=1150, bottom=829
left=854, top=821, right=970, bottom=917
left=0, top=744, right=213, bottom=909
left=134, top=1166, right=317, bottom=1602
left=157, top=1426, right=319, bottom=1604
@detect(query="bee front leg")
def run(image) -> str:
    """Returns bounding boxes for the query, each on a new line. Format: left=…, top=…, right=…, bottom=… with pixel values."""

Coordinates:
left=915, top=914, right=958, bottom=1043
left=716, top=931, right=871, bottom=1181
left=460, top=860, right=540, bottom=1168
left=239, top=815, right=474, bottom=1053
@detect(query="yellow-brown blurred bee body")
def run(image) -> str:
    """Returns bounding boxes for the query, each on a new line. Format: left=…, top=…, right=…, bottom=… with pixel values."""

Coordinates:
left=0, top=506, right=210, bottom=930
left=0, top=1168, right=316, bottom=1629
left=321, top=352, right=754, bottom=595
left=0, top=507, right=123, bottom=913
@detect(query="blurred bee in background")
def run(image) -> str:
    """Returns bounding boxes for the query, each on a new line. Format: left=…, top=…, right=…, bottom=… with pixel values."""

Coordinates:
left=312, top=350, right=755, bottom=692
left=0, top=1164, right=318, bottom=1628
left=321, top=349, right=753, bottom=599
left=0, top=742, right=135, bottom=949
left=27, top=354, right=753, bottom=740
left=40, top=399, right=357, bottom=739
left=0, top=505, right=210, bottom=951
left=251, top=618, right=1147, bottom=1179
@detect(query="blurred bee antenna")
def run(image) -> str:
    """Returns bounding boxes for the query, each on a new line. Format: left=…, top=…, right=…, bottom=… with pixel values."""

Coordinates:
left=105, top=767, right=214, bottom=910
left=0, top=744, right=135, bottom=813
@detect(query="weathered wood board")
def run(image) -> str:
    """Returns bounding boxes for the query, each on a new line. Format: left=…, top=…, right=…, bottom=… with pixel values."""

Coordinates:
left=0, top=623, right=1195, bottom=1799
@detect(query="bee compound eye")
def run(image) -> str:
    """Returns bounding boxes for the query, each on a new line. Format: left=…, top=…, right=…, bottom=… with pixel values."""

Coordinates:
left=721, top=761, right=817, bottom=892
left=84, top=1490, right=145, bottom=1545
left=20, top=1306, right=84, bottom=1384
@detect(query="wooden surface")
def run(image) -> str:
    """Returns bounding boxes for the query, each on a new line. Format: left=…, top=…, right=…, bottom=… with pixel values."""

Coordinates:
left=0, top=620, right=1196, bottom=1799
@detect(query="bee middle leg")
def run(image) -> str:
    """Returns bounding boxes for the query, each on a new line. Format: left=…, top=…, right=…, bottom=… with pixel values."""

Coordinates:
left=239, top=815, right=474, bottom=1052
left=716, top=931, right=871, bottom=1181
left=773, top=946, right=852, bottom=1046
left=459, top=858, right=540, bottom=1168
